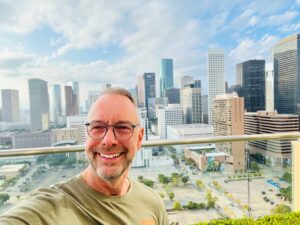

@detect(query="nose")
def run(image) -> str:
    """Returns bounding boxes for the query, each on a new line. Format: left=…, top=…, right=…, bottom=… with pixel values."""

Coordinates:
left=101, top=126, right=118, bottom=148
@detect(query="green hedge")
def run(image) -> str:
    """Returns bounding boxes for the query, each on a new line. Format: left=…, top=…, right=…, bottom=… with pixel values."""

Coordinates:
left=193, top=212, right=300, bottom=225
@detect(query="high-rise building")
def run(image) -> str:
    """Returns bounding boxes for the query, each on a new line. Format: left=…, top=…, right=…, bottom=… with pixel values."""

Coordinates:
left=180, top=75, right=194, bottom=88
left=137, top=73, right=156, bottom=118
left=180, top=84, right=202, bottom=124
left=213, top=93, right=245, bottom=172
left=144, top=73, right=156, bottom=118
left=208, top=49, right=225, bottom=125
left=236, top=63, right=243, bottom=86
left=245, top=111, right=299, bottom=164
left=237, top=59, right=265, bottom=112
left=165, top=88, right=180, bottom=104
left=157, top=104, right=183, bottom=139
left=201, top=94, right=208, bottom=124
left=194, top=80, right=201, bottom=88
left=265, top=62, right=274, bottom=111
left=137, top=75, right=145, bottom=107
left=274, top=34, right=300, bottom=114
left=28, top=78, right=50, bottom=131
left=1, top=89, right=20, bottom=122
left=159, top=58, right=174, bottom=97
left=50, top=84, right=62, bottom=123
left=72, top=81, right=80, bottom=113
left=64, top=86, right=79, bottom=116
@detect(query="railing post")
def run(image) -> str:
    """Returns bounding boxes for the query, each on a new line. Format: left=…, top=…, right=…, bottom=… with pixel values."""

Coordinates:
left=292, top=140, right=300, bottom=211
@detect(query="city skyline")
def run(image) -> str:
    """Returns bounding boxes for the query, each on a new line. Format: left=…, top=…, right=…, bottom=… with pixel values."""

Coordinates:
left=0, top=1, right=299, bottom=108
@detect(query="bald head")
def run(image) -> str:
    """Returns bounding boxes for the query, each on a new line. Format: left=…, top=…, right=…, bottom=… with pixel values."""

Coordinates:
left=87, top=88, right=140, bottom=123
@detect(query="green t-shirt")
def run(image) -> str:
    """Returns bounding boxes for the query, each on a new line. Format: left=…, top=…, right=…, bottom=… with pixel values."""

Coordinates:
left=0, top=174, right=169, bottom=225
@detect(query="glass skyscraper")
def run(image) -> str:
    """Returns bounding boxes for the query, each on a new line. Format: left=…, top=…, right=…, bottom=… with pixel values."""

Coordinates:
left=274, top=34, right=300, bottom=114
left=159, top=58, right=174, bottom=97
left=238, top=59, right=265, bottom=112
left=28, top=78, right=50, bottom=131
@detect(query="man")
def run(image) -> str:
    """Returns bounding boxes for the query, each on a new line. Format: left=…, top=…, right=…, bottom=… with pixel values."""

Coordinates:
left=0, top=88, right=169, bottom=225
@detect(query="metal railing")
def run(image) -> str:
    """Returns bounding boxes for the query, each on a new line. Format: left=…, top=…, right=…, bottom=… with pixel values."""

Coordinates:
left=0, top=132, right=299, bottom=157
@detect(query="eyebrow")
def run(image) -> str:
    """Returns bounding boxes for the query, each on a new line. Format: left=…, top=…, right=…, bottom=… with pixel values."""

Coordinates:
left=89, top=120, right=135, bottom=125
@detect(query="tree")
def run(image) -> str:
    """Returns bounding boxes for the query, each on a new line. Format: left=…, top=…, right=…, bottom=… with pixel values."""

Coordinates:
left=158, top=174, right=170, bottom=184
left=173, top=201, right=181, bottom=210
left=282, top=172, right=292, bottom=183
left=172, top=177, right=179, bottom=187
left=141, top=179, right=154, bottom=188
left=0, top=193, right=10, bottom=205
left=168, top=191, right=175, bottom=201
left=137, top=175, right=143, bottom=181
left=271, top=204, right=291, bottom=214
left=158, top=192, right=165, bottom=199
left=181, top=176, right=189, bottom=185
left=205, top=191, right=218, bottom=208
left=249, top=161, right=260, bottom=171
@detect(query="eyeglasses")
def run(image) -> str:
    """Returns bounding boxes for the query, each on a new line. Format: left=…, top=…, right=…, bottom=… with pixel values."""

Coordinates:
left=85, top=122, right=138, bottom=141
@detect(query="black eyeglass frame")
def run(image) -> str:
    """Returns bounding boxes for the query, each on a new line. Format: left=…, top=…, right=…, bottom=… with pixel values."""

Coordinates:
left=85, top=122, right=139, bottom=141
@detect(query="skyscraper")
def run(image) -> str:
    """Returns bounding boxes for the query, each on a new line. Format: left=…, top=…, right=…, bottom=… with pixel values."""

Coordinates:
left=1, top=89, right=20, bottom=122
left=50, top=84, right=62, bottom=123
left=274, top=34, right=300, bottom=114
left=238, top=59, right=265, bottom=112
left=180, top=75, right=194, bottom=88
left=72, top=81, right=80, bottom=113
left=213, top=93, right=245, bottom=172
left=159, top=58, right=174, bottom=97
left=137, top=73, right=156, bottom=118
left=64, top=86, right=79, bottom=116
left=143, top=73, right=156, bottom=119
left=28, top=78, right=50, bottom=131
left=165, top=88, right=180, bottom=104
left=180, top=84, right=202, bottom=124
left=265, top=62, right=274, bottom=111
left=208, top=49, right=225, bottom=125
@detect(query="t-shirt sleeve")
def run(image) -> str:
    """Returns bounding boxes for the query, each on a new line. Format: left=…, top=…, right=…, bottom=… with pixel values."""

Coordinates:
left=0, top=188, right=58, bottom=225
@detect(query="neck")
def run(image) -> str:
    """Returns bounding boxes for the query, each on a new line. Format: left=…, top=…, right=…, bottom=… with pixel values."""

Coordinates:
left=82, top=166, right=130, bottom=196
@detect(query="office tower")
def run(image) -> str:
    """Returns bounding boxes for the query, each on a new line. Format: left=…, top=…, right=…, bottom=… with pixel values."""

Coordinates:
left=213, top=93, right=245, bottom=172
left=137, top=75, right=145, bottom=107
left=165, top=88, right=180, bottom=104
left=137, top=73, right=156, bottom=117
left=236, top=63, right=243, bottom=86
left=225, top=81, right=229, bottom=93
left=50, top=84, right=62, bottom=123
left=159, top=58, right=174, bottom=97
left=237, top=59, right=265, bottom=112
left=144, top=73, right=156, bottom=118
left=65, top=86, right=73, bottom=116
left=1, top=89, right=20, bottom=122
left=64, top=86, right=79, bottom=116
left=245, top=111, right=299, bottom=164
left=87, top=91, right=101, bottom=111
left=194, top=80, right=201, bottom=88
left=28, top=78, right=50, bottom=131
left=208, top=49, right=225, bottom=125
left=265, top=62, right=274, bottom=111
left=202, top=94, right=208, bottom=124
left=180, top=84, right=202, bottom=124
left=180, top=75, right=194, bottom=88
left=274, top=34, right=300, bottom=114
left=157, top=104, right=183, bottom=139
left=72, top=81, right=80, bottom=113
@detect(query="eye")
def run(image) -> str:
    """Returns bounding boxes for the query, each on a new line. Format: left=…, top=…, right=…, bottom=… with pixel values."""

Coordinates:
left=90, top=123, right=107, bottom=131
left=114, top=124, right=132, bottom=133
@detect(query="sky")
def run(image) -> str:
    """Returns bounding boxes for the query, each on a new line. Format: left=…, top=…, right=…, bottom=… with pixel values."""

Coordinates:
left=0, top=0, right=300, bottom=109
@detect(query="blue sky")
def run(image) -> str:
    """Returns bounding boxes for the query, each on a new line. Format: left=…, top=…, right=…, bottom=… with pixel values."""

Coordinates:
left=0, top=0, right=299, bottom=109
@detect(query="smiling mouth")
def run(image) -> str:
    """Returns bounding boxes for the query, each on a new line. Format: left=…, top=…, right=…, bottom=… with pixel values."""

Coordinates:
left=95, top=152, right=123, bottom=159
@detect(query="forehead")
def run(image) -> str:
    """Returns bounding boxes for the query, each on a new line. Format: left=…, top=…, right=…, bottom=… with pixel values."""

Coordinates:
left=88, top=94, right=138, bottom=122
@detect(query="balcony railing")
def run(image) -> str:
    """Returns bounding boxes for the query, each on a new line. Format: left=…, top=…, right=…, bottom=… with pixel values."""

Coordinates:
left=0, top=132, right=299, bottom=224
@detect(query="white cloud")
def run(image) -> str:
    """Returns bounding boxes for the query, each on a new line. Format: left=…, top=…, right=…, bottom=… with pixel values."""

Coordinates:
left=267, top=11, right=298, bottom=26
left=228, top=35, right=279, bottom=63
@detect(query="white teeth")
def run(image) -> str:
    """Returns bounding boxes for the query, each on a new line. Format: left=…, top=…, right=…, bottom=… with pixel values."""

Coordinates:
left=99, top=153, right=122, bottom=159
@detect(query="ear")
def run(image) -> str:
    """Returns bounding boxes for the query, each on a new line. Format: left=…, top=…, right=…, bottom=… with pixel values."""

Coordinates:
left=136, top=127, right=144, bottom=150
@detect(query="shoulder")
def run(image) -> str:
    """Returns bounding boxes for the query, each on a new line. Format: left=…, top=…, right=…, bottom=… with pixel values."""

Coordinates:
left=131, top=179, right=163, bottom=203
